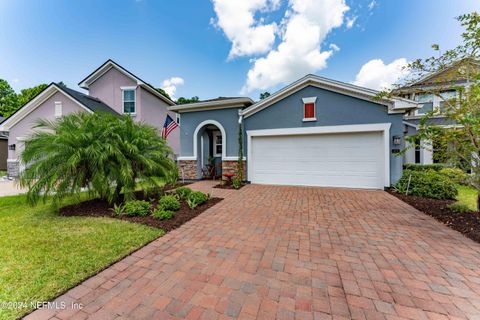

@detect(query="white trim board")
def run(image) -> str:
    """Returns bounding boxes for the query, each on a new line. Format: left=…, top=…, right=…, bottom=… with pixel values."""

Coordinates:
left=78, top=60, right=175, bottom=106
left=246, top=123, right=391, bottom=188
left=0, top=84, right=93, bottom=131
left=179, top=120, right=227, bottom=161
left=240, top=75, right=418, bottom=118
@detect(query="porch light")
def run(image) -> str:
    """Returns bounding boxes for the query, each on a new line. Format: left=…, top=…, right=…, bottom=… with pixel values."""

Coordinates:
left=8, top=144, right=15, bottom=151
left=392, top=136, right=402, bottom=146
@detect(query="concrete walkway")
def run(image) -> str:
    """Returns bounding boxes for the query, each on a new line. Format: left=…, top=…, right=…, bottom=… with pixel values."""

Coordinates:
left=0, top=180, right=27, bottom=197
left=26, top=181, right=480, bottom=319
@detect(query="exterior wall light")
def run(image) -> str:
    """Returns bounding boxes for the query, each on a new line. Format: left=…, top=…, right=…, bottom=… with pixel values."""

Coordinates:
left=392, top=136, right=402, bottom=146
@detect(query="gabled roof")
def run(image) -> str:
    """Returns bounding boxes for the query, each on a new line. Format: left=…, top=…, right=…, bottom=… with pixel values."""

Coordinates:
left=168, top=97, right=254, bottom=113
left=0, top=116, right=4, bottom=124
left=61, top=86, right=117, bottom=114
left=0, top=83, right=117, bottom=131
left=240, top=74, right=418, bottom=118
left=78, top=59, right=176, bottom=106
left=396, top=58, right=480, bottom=93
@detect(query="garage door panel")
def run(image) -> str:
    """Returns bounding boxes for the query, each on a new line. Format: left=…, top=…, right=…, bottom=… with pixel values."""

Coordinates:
left=250, top=132, right=384, bottom=189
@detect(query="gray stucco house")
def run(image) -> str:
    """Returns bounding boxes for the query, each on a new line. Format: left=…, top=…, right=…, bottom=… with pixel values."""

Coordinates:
left=0, top=60, right=180, bottom=177
left=171, top=75, right=418, bottom=189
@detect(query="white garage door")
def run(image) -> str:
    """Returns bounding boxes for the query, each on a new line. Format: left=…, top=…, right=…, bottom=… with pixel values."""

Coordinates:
left=249, top=131, right=385, bottom=189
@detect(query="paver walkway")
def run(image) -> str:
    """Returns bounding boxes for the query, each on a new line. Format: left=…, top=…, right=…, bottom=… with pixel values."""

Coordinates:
left=26, top=181, right=480, bottom=319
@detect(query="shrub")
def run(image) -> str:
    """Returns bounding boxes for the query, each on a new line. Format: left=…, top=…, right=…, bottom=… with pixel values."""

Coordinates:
left=110, top=203, right=125, bottom=216
left=403, top=164, right=445, bottom=172
left=152, top=208, right=175, bottom=220
left=439, top=168, right=469, bottom=185
left=124, top=200, right=152, bottom=216
left=187, top=191, right=208, bottom=209
left=232, top=176, right=242, bottom=189
left=447, top=202, right=472, bottom=213
left=175, top=187, right=193, bottom=200
left=395, top=170, right=458, bottom=199
left=19, top=112, right=176, bottom=205
left=158, top=195, right=181, bottom=211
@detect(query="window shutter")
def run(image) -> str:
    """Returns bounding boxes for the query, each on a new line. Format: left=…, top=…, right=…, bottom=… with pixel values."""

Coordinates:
left=304, top=103, right=315, bottom=119
left=54, top=101, right=63, bottom=118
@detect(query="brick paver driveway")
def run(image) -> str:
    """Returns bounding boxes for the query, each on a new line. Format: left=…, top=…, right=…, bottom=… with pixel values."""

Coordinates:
left=27, top=182, right=480, bottom=320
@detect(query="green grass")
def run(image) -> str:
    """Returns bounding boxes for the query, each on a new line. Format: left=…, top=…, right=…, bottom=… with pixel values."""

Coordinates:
left=0, top=194, right=163, bottom=320
left=0, top=171, right=6, bottom=176
left=455, top=185, right=479, bottom=211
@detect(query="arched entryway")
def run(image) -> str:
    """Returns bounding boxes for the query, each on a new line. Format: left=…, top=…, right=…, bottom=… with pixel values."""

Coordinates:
left=193, top=120, right=226, bottom=179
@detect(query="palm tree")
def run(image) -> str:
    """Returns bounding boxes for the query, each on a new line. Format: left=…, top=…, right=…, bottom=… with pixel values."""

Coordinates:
left=20, top=112, right=175, bottom=205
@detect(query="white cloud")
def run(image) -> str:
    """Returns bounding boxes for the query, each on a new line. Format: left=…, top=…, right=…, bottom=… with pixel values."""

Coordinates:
left=210, top=0, right=280, bottom=58
left=329, top=43, right=340, bottom=51
left=367, top=0, right=376, bottom=11
left=240, top=0, right=349, bottom=93
left=345, top=15, right=357, bottom=29
left=353, top=58, right=409, bottom=90
left=161, top=77, right=184, bottom=99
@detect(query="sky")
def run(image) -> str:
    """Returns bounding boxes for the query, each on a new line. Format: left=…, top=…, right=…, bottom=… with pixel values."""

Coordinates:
left=0, top=0, right=478, bottom=101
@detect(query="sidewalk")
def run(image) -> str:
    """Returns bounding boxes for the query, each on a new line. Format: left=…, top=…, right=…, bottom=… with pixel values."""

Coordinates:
left=0, top=180, right=27, bottom=196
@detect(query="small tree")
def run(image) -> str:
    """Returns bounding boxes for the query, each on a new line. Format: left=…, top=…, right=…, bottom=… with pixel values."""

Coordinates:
left=237, top=120, right=244, bottom=180
left=389, top=12, right=480, bottom=210
left=20, top=112, right=176, bottom=205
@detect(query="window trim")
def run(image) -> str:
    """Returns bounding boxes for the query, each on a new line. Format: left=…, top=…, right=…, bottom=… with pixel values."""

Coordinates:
left=54, top=101, right=63, bottom=118
left=121, top=87, right=137, bottom=114
left=212, top=131, right=223, bottom=157
left=302, top=97, right=317, bottom=122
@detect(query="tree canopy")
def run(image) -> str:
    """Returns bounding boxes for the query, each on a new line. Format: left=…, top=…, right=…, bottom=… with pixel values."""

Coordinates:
left=259, top=92, right=271, bottom=100
left=0, top=80, right=49, bottom=118
left=176, top=96, right=200, bottom=105
left=388, top=12, right=480, bottom=210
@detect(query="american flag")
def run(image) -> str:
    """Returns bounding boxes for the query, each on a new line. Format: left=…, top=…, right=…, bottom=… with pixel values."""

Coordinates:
left=161, top=114, right=178, bottom=139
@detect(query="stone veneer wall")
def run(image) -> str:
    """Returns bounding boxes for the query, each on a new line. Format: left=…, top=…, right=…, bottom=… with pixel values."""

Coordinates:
left=7, top=160, right=19, bottom=178
left=222, top=160, right=246, bottom=180
left=178, top=159, right=247, bottom=181
left=177, top=160, right=197, bottom=180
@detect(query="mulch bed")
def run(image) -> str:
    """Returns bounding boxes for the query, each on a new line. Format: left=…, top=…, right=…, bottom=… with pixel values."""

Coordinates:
left=387, top=189, right=480, bottom=243
left=213, top=183, right=245, bottom=190
left=59, top=183, right=222, bottom=232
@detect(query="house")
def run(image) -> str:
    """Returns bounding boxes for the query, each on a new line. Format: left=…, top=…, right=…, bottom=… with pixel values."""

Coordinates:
left=171, top=74, right=418, bottom=189
left=395, top=58, right=479, bottom=165
left=0, top=60, right=180, bottom=177
left=0, top=117, right=7, bottom=172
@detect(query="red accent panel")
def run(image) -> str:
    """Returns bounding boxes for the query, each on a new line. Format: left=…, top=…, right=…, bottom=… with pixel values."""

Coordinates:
left=304, top=103, right=315, bottom=118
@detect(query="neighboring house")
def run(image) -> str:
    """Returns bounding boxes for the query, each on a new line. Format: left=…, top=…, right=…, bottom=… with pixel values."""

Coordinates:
left=395, top=58, right=479, bottom=165
left=171, top=74, right=418, bottom=189
left=0, top=117, right=7, bottom=171
left=0, top=60, right=180, bottom=178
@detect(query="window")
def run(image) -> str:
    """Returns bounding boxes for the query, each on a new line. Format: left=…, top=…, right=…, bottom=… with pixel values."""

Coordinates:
left=213, top=131, right=222, bottom=157
left=302, top=97, right=317, bottom=121
left=54, top=101, right=62, bottom=118
left=415, top=93, right=433, bottom=115
left=415, top=137, right=421, bottom=164
left=122, top=89, right=136, bottom=114
left=438, top=90, right=457, bottom=114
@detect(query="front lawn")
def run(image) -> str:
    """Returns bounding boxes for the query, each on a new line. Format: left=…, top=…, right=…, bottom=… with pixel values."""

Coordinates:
left=0, top=194, right=163, bottom=320
left=456, top=185, right=479, bottom=211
